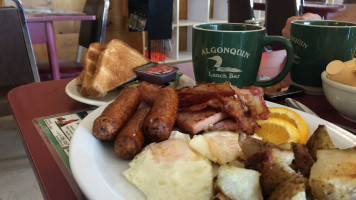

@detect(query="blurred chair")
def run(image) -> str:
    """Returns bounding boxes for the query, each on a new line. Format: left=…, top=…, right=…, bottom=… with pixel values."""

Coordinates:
left=0, top=0, right=40, bottom=116
left=76, top=0, right=110, bottom=62
left=228, top=0, right=256, bottom=23
left=38, top=0, right=110, bottom=81
left=265, top=0, right=304, bottom=36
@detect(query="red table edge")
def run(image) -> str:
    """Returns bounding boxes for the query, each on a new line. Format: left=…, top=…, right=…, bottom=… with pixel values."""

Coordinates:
left=8, top=79, right=90, bottom=200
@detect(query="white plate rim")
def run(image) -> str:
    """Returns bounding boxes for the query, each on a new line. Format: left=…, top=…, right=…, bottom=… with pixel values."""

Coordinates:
left=65, top=79, right=118, bottom=107
left=65, top=74, right=195, bottom=107
left=69, top=101, right=356, bottom=200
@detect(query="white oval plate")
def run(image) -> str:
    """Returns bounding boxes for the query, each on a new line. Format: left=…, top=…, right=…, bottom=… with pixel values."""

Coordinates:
left=69, top=101, right=356, bottom=200
left=65, top=74, right=195, bottom=107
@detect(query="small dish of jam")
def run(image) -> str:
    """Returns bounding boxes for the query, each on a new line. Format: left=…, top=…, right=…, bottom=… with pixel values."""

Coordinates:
left=134, top=62, right=179, bottom=84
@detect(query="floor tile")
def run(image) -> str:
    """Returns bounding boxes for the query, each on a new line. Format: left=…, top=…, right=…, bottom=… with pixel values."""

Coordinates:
left=0, top=115, right=43, bottom=200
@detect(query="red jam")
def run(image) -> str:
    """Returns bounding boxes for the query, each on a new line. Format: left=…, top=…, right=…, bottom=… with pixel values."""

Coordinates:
left=143, top=64, right=175, bottom=75
left=134, top=62, right=178, bottom=84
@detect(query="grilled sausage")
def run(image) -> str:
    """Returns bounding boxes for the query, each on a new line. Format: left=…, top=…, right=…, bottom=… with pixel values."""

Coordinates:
left=114, top=106, right=151, bottom=160
left=143, top=87, right=179, bottom=142
left=92, top=86, right=141, bottom=140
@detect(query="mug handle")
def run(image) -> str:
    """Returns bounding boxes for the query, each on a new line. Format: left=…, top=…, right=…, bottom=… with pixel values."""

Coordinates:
left=254, top=36, right=294, bottom=87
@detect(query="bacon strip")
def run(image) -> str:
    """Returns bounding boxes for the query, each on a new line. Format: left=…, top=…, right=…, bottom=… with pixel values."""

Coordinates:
left=237, top=86, right=270, bottom=120
left=177, top=81, right=235, bottom=107
left=176, top=82, right=270, bottom=135
left=178, top=99, right=222, bottom=112
left=176, top=109, right=228, bottom=135
left=218, top=96, right=259, bottom=135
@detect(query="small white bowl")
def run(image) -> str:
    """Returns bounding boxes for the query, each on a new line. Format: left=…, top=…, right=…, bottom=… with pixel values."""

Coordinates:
left=321, top=71, right=356, bottom=122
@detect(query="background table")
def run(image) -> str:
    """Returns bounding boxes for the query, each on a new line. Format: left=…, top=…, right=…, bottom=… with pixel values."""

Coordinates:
left=8, top=51, right=356, bottom=199
left=26, top=10, right=95, bottom=80
left=253, top=1, right=345, bottom=20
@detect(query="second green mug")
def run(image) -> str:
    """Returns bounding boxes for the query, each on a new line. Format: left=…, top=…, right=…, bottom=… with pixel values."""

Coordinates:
left=290, top=20, right=356, bottom=94
left=192, top=23, right=294, bottom=88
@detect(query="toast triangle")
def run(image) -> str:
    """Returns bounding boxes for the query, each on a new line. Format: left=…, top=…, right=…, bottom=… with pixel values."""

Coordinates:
left=87, top=39, right=150, bottom=97
left=79, top=42, right=107, bottom=96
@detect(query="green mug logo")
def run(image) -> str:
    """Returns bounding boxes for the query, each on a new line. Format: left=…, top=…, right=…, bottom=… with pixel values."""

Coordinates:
left=290, top=36, right=309, bottom=65
left=202, top=46, right=249, bottom=79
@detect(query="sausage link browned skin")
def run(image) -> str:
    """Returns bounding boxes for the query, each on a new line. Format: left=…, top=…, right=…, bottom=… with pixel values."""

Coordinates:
left=114, top=106, right=151, bottom=160
left=92, top=87, right=141, bottom=140
left=143, top=87, right=179, bottom=143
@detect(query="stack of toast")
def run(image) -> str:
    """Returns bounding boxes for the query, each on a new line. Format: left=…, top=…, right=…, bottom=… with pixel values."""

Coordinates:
left=75, top=39, right=150, bottom=98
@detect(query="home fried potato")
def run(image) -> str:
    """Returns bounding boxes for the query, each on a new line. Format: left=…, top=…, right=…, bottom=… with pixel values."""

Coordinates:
left=291, top=143, right=315, bottom=177
left=214, top=165, right=263, bottom=200
left=245, top=147, right=297, bottom=196
left=309, top=147, right=356, bottom=200
left=268, top=174, right=307, bottom=200
left=238, top=133, right=279, bottom=159
left=260, top=162, right=298, bottom=196
left=306, top=125, right=336, bottom=160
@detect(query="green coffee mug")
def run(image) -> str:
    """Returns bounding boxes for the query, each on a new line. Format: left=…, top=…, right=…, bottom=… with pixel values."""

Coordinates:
left=192, top=23, right=294, bottom=88
left=290, top=20, right=356, bottom=94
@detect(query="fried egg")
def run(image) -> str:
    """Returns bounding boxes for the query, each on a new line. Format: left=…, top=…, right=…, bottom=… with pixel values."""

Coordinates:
left=122, top=131, right=213, bottom=200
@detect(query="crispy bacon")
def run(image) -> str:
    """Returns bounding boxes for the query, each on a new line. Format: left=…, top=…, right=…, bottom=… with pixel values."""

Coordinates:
left=176, top=81, right=235, bottom=107
left=178, top=99, right=222, bottom=112
left=176, top=82, right=269, bottom=135
left=236, top=85, right=270, bottom=120
left=218, top=96, right=260, bottom=135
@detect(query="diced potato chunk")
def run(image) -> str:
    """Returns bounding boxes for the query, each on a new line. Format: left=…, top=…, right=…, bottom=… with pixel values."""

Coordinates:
left=309, top=147, right=356, bottom=200
left=216, top=165, right=263, bottom=200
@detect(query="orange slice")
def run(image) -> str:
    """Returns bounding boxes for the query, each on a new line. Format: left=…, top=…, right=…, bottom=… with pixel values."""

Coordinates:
left=255, top=117, right=300, bottom=145
left=267, top=107, right=308, bottom=143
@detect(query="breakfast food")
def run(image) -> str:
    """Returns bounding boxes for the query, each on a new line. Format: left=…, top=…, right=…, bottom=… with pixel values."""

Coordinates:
left=292, top=142, right=315, bottom=178
left=306, top=124, right=336, bottom=161
left=76, top=42, right=107, bottom=96
left=87, top=39, right=150, bottom=97
left=143, top=87, right=179, bottom=143
left=92, top=86, right=141, bottom=140
left=88, top=79, right=356, bottom=199
left=309, top=147, right=356, bottom=199
left=176, top=82, right=270, bottom=135
left=214, top=165, right=263, bottom=200
left=267, top=107, right=308, bottom=144
left=122, top=131, right=214, bottom=200
left=189, top=131, right=244, bottom=165
left=176, top=109, right=228, bottom=134
left=267, top=174, right=307, bottom=200
left=114, top=106, right=151, bottom=160
left=255, top=117, right=301, bottom=145
left=76, top=39, right=150, bottom=98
